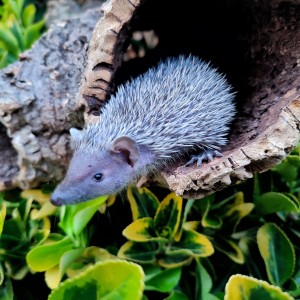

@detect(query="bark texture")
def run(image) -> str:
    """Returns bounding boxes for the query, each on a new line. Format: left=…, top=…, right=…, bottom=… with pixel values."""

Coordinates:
left=0, top=0, right=299, bottom=199
left=76, top=0, right=141, bottom=119
left=0, top=9, right=101, bottom=190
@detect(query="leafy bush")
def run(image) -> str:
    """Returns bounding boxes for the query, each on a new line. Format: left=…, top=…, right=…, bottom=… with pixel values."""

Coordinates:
left=0, top=0, right=45, bottom=68
left=0, top=144, right=300, bottom=299
left=0, top=190, right=51, bottom=298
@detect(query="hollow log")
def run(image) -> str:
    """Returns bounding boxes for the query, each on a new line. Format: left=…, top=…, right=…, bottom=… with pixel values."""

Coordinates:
left=76, top=0, right=300, bottom=198
left=0, top=0, right=299, bottom=199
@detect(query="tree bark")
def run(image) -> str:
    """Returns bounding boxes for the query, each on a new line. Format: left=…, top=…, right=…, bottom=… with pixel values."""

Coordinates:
left=0, top=0, right=299, bottom=199
left=0, top=9, right=101, bottom=190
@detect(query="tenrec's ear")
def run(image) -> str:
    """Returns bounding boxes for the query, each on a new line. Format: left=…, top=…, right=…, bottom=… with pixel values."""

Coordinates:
left=112, top=136, right=140, bottom=167
left=70, top=128, right=82, bottom=141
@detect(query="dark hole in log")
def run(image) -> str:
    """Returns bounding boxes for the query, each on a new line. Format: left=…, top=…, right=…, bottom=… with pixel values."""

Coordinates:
left=110, top=0, right=299, bottom=155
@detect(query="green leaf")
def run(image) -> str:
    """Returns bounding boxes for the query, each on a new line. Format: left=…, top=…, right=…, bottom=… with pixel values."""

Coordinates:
left=127, top=186, right=160, bottom=220
left=22, top=4, right=36, bottom=27
left=286, top=155, right=300, bottom=167
left=171, top=229, right=214, bottom=257
left=210, top=192, right=237, bottom=210
left=23, top=19, right=45, bottom=48
left=123, top=217, right=167, bottom=242
left=0, top=51, right=10, bottom=68
left=165, top=291, right=189, bottom=300
left=0, top=26, right=19, bottom=57
left=48, top=260, right=144, bottom=300
left=255, top=192, right=299, bottom=215
left=253, top=173, right=261, bottom=201
left=195, top=259, right=219, bottom=300
left=154, top=193, right=182, bottom=239
left=16, top=0, right=25, bottom=14
left=214, top=238, right=244, bottom=264
left=59, top=196, right=107, bottom=237
left=145, top=267, right=181, bottom=292
left=200, top=197, right=222, bottom=229
left=118, top=241, right=157, bottom=263
left=10, top=21, right=25, bottom=51
left=224, top=274, right=294, bottom=300
left=274, top=162, right=298, bottom=182
left=257, top=223, right=295, bottom=286
left=158, top=250, right=193, bottom=268
left=143, top=265, right=161, bottom=279
left=0, top=264, right=3, bottom=286
left=72, top=196, right=107, bottom=236
left=8, top=0, right=21, bottom=18
left=0, top=277, right=13, bottom=300
left=238, top=237, right=266, bottom=280
left=1, top=215, right=25, bottom=243
left=26, top=236, right=74, bottom=271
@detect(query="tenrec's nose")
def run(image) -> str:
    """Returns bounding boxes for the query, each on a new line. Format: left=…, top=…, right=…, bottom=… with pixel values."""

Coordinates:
left=50, top=197, right=63, bottom=206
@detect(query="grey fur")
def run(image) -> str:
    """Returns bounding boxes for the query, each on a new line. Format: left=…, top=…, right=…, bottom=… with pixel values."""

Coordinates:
left=51, top=55, right=235, bottom=205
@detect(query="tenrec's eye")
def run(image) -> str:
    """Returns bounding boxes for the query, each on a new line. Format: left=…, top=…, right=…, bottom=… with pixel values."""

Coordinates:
left=93, top=173, right=103, bottom=182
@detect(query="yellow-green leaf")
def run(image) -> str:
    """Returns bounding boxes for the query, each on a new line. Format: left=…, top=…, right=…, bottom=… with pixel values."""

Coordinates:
left=123, top=217, right=167, bottom=242
left=22, top=4, right=35, bottom=27
left=257, top=223, right=295, bottom=286
left=154, top=193, right=182, bottom=239
left=224, top=274, right=294, bottom=300
left=45, top=248, right=84, bottom=289
left=66, top=247, right=117, bottom=278
left=224, top=203, right=254, bottom=232
left=31, top=201, right=57, bottom=220
left=183, top=221, right=201, bottom=231
left=26, top=236, right=73, bottom=271
left=48, top=260, right=144, bottom=300
left=174, top=199, right=195, bottom=242
left=171, top=229, right=214, bottom=257
left=8, top=0, right=23, bottom=19
left=45, top=265, right=61, bottom=290
left=127, top=186, right=159, bottom=220
left=234, top=191, right=245, bottom=205
left=21, top=189, right=50, bottom=204
left=118, top=241, right=157, bottom=263
left=0, top=202, right=6, bottom=236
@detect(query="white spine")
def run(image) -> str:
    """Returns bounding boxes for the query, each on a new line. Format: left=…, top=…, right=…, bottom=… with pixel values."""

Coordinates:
left=75, top=55, right=235, bottom=165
